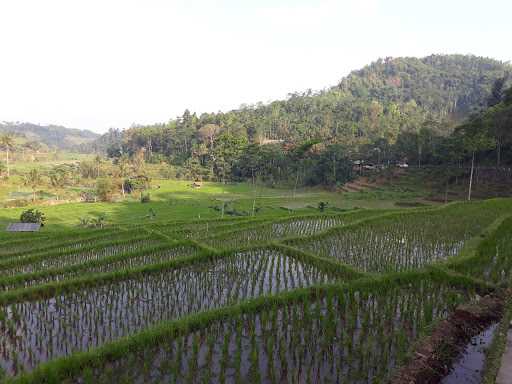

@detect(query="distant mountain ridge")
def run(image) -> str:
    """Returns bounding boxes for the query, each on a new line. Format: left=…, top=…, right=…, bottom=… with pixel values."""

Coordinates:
left=0, top=122, right=99, bottom=151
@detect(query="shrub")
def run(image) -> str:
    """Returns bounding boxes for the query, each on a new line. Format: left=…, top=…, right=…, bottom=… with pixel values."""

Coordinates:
left=123, top=179, right=134, bottom=194
left=20, top=209, right=46, bottom=226
left=90, top=214, right=107, bottom=228
left=145, top=208, right=157, bottom=219
left=78, top=214, right=107, bottom=228
left=140, top=193, right=151, bottom=203
left=96, top=178, right=114, bottom=202
left=159, top=166, right=176, bottom=179
left=78, top=217, right=91, bottom=227
left=80, top=191, right=97, bottom=203
left=318, top=201, right=328, bottom=212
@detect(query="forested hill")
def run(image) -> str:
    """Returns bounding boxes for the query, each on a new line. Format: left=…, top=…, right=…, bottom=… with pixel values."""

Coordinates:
left=90, top=54, right=512, bottom=188
left=336, top=54, right=508, bottom=120
left=0, top=122, right=99, bottom=151
left=96, top=54, right=510, bottom=156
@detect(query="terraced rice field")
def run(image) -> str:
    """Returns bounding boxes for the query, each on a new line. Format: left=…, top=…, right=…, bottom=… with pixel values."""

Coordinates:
left=0, top=199, right=511, bottom=383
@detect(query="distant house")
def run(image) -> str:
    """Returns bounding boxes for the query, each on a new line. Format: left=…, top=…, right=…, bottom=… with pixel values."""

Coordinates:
left=6, top=223, right=41, bottom=232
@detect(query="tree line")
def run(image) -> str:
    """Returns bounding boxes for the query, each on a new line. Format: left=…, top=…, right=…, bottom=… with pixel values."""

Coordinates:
left=84, top=55, right=510, bottom=189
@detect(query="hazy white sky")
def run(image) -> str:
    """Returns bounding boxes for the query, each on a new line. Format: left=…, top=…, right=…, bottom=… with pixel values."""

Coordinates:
left=0, top=0, right=510, bottom=133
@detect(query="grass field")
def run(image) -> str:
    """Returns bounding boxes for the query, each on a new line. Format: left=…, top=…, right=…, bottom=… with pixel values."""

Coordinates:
left=0, top=181, right=510, bottom=383
left=0, top=152, right=93, bottom=201
left=0, top=179, right=434, bottom=230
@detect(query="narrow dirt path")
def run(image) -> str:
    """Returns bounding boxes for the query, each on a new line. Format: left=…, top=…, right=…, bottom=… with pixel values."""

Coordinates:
left=496, top=328, right=512, bottom=384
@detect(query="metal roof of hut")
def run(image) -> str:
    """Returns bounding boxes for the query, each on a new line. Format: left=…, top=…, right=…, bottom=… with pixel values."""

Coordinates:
left=6, top=223, right=41, bottom=232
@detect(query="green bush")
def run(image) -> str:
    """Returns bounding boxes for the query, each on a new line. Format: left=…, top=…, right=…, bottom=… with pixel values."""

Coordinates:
left=78, top=214, right=107, bottom=228
left=96, top=178, right=114, bottom=202
left=20, top=209, right=46, bottom=226
left=318, top=201, right=329, bottom=212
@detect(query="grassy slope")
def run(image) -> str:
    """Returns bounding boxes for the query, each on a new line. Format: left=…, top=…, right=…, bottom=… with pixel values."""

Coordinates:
left=0, top=179, right=432, bottom=231
left=0, top=153, right=94, bottom=201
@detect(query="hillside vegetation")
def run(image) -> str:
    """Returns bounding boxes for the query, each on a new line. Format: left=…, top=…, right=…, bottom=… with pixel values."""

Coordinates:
left=1, top=54, right=510, bottom=212
left=98, top=55, right=510, bottom=152
left=88, top=54, right=511, bottom=191
left=0, top=122, right=99, bottom=151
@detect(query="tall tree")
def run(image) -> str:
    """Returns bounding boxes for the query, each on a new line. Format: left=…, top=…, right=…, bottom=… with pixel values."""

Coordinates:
left=94, top=154, right=103, bottom=178
left=486, top=86, right=512, bottom=166
left=117, top=154, right=131, bottom=198
left=291, top=140, right=319, bottom=196
left=211, top=133, right=247, bottom=183
left=197, top=124, right=221, bottom=149
left=487, top=76, right=508, bottom=107
left=457, top=120, right=495, bottom=200
left=24, top=168, right=42, bottom=201
left=132, top=149, right=146, bottom=175
left=0, top=134, right=15, bottom=177
left=310, top=144, right=353, bottom=186
left=486, top=103, right=512, bottom=167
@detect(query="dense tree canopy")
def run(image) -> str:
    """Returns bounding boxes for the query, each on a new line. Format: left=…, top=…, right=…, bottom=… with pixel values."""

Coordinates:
left=92, top=54, right=511, bottom=187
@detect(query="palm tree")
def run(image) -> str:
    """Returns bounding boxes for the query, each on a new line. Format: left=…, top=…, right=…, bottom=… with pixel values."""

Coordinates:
left=460, top=120, right=495, bottom=201
left=25, top=168, right=42, bottom=201
left=0, top=134, right=15, bottom=177
left=117, top=153, right=131, bottom=197
left=94, top=155, right=102, bottom=178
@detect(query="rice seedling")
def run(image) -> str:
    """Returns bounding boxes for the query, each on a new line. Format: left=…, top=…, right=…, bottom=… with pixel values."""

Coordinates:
left=0, top=200, right=507, bottom=382
left=0, top=235, right=164, bottom=276
left=285, top=201, right=510, bottom=272
left=0, top=248, right=341, bottom=375
left=202, top=209, right=387, bottom=250
left=447, top=216, right=512, bottom=284
left=7, top=272, right=484, bottom=384
left=0, top=243, right=201, bottom=291
left=0, top=229, right=125, bottom=259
